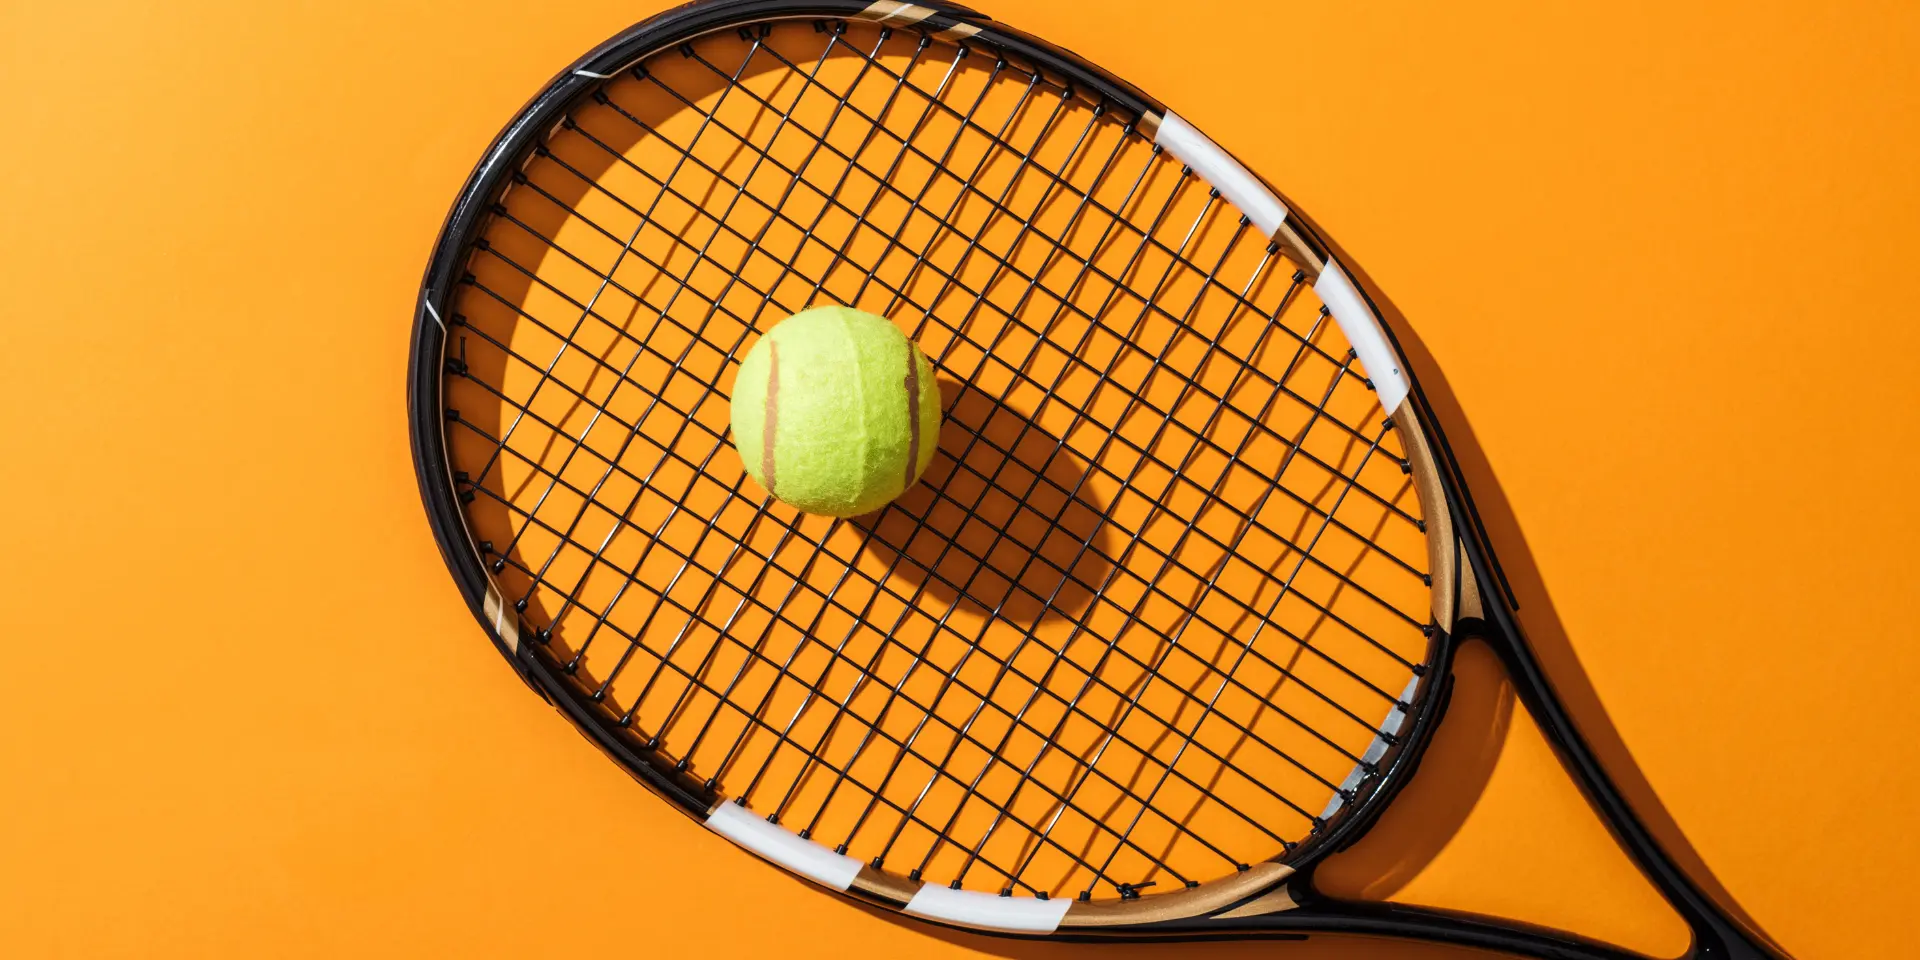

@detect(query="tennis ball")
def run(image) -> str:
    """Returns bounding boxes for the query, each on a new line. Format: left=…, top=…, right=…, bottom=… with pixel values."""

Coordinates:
left=731, top=306, right=941, bottom=518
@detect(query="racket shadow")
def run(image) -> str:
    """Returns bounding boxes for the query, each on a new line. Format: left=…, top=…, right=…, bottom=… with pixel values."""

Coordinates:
left=841, top=897, right=1488, bottom=960
left=1315, top=233, right=1776, bottom=943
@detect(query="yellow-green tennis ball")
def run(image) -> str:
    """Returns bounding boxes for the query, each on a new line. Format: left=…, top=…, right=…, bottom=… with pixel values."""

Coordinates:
left=731, top=306, right=941, bottom=518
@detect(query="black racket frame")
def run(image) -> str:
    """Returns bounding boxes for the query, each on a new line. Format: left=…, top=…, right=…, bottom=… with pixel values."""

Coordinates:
left=406, top=2, right=1784, bottom=957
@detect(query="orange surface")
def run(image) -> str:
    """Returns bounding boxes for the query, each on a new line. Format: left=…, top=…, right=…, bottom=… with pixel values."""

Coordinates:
left=1, top=1, right=1915, bottom=958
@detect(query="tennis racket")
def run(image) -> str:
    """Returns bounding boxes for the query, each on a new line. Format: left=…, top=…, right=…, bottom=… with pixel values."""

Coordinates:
left=407, top=2, right=1787, bottom=957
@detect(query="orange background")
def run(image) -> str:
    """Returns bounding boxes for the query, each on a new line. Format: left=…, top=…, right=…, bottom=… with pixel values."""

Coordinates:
left=1, top=1, right=1915, bottom=958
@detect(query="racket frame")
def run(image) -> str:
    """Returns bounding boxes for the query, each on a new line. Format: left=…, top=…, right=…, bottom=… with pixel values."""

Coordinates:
left=405, top=3, right=1785, bottom=957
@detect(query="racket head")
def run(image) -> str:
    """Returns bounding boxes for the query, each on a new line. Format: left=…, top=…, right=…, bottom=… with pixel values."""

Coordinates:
left=409, top=0, right=1472, bottom=937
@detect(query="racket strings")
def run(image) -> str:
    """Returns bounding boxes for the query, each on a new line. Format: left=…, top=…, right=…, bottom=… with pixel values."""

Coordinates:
left=456, top=30, right=1282, bottom=890
left=469, top=59, right=1419, bottom=712
left=476, top=161, right=1398, bottom=755
left=710, top=41, right=1313, bottom=865
left=460, top=485, right=1236, bottom=895
left=482, top=77, right=1427, bottom=655
left=459, top=238, right=1393, bottom=767
left=442, top=19, right=1431, bottom=900
left=847, top=186, right=1340, bottom=882
left=450, top=352, right=1337, bottom=842
left=731, top=40, right=1421, bottom=534
left=599, top=26, right=1424, bottom=540
left=576, top=18, right=1390, bottom=875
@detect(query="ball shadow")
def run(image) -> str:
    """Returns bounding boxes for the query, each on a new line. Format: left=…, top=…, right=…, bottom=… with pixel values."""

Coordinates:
left=846, top=377, right=1115, bottom=628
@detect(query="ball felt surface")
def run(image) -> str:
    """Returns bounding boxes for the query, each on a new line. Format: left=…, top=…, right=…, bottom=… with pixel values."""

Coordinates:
left=731, top=307, right=941, bottom=518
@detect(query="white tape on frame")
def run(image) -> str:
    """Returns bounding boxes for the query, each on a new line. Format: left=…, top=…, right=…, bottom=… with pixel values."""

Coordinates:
left=904, top=883, right=1073, bottom=933
left=1314, top=259, right=1411, bottom=414
left=705, top=802, right=863, bottom=891
left=1152, top=111, right=1289, bottom=239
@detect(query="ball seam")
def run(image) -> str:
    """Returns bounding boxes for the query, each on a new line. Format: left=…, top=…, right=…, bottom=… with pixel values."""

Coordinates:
left=904, top=346, right=923, bottom=493
left=762, top=341, right=780, bottom=499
